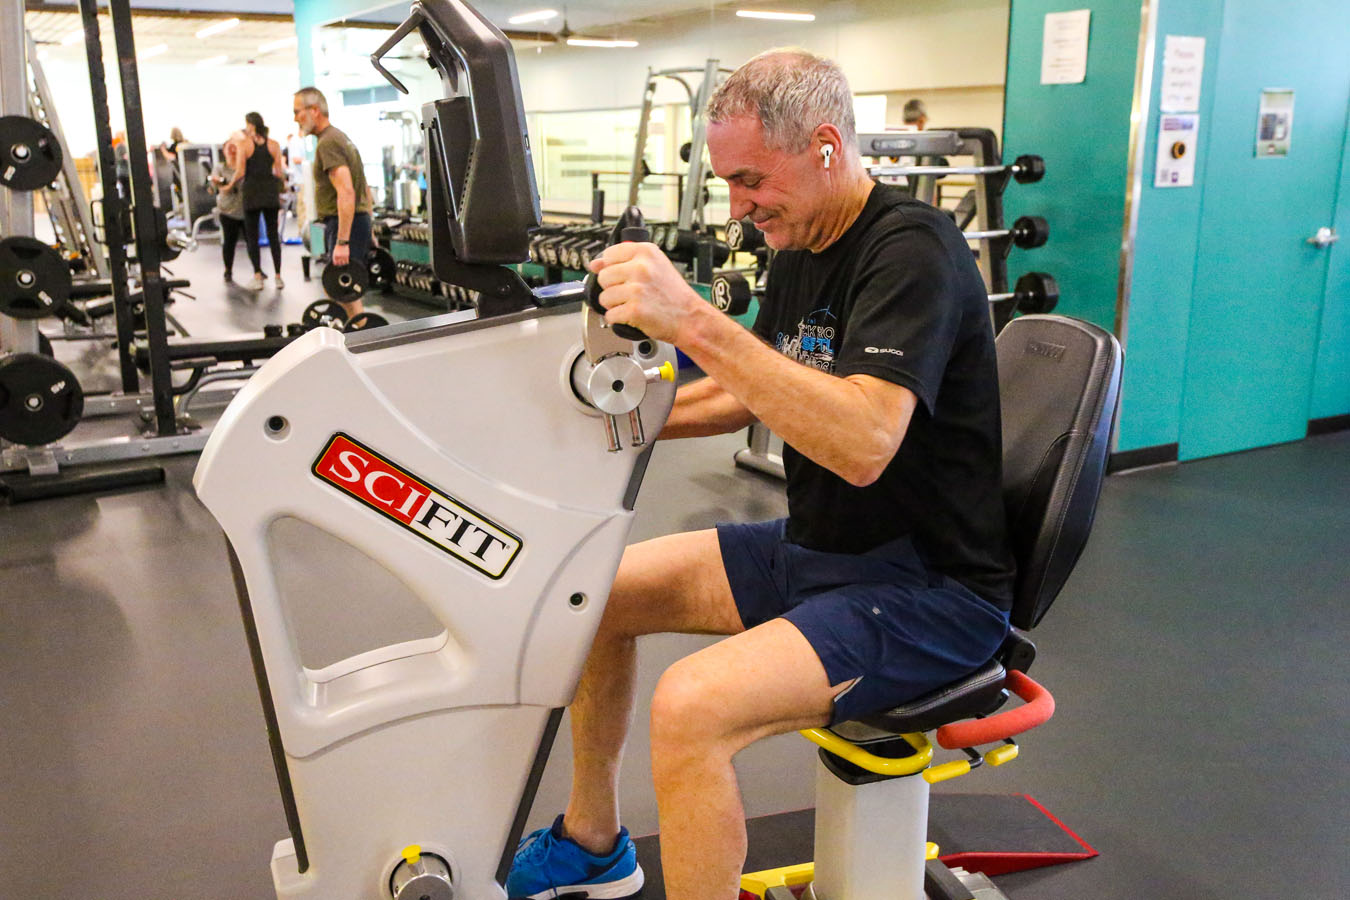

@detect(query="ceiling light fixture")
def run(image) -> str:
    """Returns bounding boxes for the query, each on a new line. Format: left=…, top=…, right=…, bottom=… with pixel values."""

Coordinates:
left=197, top=54, right=228, bottom=67
left=735, top=10, right=817, bottom=21
left=258, top=36, right=298, bottom=53
left=140, top=43, right=169, bottom=59
left=195, top=18, right=241, bottom=39
left=566, top=37, right=639, bottom=48
left=508, top=9, right=559, bottom=25
left=59, top=30, right=83, bottom=46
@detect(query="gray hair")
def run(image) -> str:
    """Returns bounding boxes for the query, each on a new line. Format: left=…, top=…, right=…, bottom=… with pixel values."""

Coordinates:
left=707, top=48, right=856, bottom=153
left=295, top=86, right=329, bottom=117
left=902, top=98, right=927, bottom=124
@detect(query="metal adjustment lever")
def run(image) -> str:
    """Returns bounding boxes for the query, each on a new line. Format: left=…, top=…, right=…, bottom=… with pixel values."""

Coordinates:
left=389, top=845, right=453, bottom=900
left=1307, top=227, right=1339, bottom=248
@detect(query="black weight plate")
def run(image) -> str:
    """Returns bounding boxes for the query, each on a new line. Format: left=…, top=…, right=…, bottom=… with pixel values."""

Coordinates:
left=344, top=312, right=389, bottom=332
left=365, top=248, right=395, bottom=289
left=300, top=299, right=350, bottom=331
left=0, top=352, right=84, bottom=445
left=0, top=116, right=63, bottom=191
left=0, top=236, right=71, bottom=320
left=322, top=262, right=369, bottom=301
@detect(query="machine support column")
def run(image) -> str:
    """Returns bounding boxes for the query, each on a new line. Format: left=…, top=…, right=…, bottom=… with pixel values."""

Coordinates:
left=0, top=0, right=37, bottom=355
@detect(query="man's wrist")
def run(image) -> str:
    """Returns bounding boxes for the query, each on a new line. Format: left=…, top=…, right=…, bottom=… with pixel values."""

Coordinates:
left=336, top=238, right=350, bottom=245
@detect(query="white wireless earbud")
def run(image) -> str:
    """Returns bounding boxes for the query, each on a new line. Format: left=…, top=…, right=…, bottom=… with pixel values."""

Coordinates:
left=821, top=144, right=833, bottom=169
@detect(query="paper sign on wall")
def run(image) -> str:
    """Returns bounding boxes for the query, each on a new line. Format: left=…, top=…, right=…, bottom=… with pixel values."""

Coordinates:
left=1161, top=35, right=1205, bottom=112
left=1041, top=10, right=1091, bottom=85
left=1155, top=114, right=1199, bottom=188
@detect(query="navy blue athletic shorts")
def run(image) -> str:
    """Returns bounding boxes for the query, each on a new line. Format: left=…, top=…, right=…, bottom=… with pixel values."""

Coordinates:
left=717, top=519, right=1010, bottom=725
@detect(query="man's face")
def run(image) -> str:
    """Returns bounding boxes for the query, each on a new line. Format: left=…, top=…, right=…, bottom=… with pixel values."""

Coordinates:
left=708, top=116, right=825, bottom=252
left=293, top=100, right=318, bottom=136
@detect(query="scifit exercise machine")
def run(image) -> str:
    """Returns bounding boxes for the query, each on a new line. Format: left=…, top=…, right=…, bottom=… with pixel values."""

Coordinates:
left=196, top=2, right=676, bottom=897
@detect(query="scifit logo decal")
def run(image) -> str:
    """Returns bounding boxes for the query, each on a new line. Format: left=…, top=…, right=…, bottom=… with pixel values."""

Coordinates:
left=312, top=433, right=522, bottom=579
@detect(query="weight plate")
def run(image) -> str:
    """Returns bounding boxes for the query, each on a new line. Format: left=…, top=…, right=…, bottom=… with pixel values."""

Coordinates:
left=322, top=262, right=369, bottom=301
left=0, top=116, right=63, bottom=191
left=0, top=236, right=71, bottom=320
left=0, top=352, right=84, bottom=446
left=725, top=218, right=744, bottom=251
left=344, top=312, right=389, bottom=332
left=365, top=248, right=395, bottom=289
left=300, top=299, right=350, bottom=331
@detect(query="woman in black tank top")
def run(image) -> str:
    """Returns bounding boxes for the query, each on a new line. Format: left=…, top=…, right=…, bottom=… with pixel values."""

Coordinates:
left=227, top=112, right=287, bottom=290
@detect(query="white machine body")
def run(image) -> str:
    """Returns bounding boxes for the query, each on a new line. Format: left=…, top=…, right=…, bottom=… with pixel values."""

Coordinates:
left=811, top=758, right=930, bottom=899
left=194, top=303, right=675, bottom=899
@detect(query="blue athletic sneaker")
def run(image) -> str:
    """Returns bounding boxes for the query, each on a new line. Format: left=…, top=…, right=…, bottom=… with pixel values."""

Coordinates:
left=505, top=815, right=644, bottom=899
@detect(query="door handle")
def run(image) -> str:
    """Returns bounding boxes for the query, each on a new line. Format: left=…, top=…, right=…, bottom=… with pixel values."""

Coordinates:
left=1307, top=226, right=1339, bottom=247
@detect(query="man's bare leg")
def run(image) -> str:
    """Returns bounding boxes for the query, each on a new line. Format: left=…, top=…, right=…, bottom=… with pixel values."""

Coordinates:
left=561, top=529, right=744, bottom=854
left=650, top=619, right=843, bottom=900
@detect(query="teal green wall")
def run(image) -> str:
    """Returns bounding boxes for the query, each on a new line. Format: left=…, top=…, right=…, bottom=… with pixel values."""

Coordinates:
left=1002, top=0, right=1143, bottom=333
left=1311, top=108, right=1350, bottom=421
left=1115, top=1, right=1224, bottom=451
left=293, top=0, right=380, bottom=87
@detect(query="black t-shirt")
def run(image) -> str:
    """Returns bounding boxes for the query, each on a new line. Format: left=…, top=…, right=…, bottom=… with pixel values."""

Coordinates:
left=753, top=184, right=1015, bottom=608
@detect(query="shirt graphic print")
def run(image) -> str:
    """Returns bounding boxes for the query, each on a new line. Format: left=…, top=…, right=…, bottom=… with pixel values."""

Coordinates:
left=777, top=307, right=838, bottom=372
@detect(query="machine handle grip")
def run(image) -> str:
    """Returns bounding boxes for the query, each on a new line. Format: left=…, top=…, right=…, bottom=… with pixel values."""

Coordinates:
left=585, top=206, right=650, bottom=342
left=935, top=669, right=1054, bottom=750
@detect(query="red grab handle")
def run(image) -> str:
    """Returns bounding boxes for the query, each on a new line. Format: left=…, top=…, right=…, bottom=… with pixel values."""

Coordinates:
left=935, top=669, right=1055, bottom=750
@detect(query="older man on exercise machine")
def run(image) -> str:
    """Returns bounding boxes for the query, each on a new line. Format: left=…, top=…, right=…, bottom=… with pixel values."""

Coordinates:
left=507, top=48, right=1015, bottom=900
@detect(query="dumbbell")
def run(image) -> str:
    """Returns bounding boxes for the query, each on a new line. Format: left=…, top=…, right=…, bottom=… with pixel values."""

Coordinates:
left=963, top=215, right=1049, bottom=250
left=710, top=270, right=756, bottom=316
left=988, top=272, right=1059, bottom=314
left=724, top=217, right=765, bottom=254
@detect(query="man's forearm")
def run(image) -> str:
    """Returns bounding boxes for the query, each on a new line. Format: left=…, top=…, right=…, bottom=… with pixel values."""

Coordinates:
left=675, top=305, right=908, bottom=485
left=336, top=191, right=355, bottom=239
left=659, top=377, right=756, bottom=440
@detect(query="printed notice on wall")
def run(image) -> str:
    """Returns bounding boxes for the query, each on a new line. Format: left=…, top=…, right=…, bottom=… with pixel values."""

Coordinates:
left=1041, top=10, right=1091, bottom=85
left=1160, top=35, right=1205, bottom=112
left=1155, top=114, right=1199, bottom=188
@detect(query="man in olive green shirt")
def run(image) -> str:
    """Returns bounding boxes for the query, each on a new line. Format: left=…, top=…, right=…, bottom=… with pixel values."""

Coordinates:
left=293, top=86, right=373, bottom=318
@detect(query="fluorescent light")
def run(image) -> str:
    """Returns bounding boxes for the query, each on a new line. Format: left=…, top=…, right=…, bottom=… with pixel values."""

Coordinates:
left=566, top=38, right=639, bottom=48
left=508, top=8, right=558, bottom=25
left=257, top=36, right=298, bottom=53
left=196, top=17, right=240, bottom=39
left=140, top=43, right=169, bottom=59
left=736, top=10, right=817, bottom=21
left=197, top=54, right=228, bottom=67
left=60, top=30, right=83, bottom=46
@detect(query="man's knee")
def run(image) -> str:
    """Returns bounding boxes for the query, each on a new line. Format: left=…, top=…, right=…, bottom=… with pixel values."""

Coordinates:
left=649, top=657, right=736, bottom=755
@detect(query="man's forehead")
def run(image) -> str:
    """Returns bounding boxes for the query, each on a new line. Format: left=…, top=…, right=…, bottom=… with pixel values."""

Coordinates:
left=707, top=116, right=778, bottom=178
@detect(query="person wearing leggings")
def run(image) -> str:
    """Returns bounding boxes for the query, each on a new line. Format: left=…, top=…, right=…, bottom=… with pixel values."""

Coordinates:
left=227, top=112, right=287, bottom=290
left=208, top=139, right=246, bottom=281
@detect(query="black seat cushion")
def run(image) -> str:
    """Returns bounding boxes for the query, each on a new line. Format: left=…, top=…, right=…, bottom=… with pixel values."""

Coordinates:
left=851, top=660, right=1008, bottom=738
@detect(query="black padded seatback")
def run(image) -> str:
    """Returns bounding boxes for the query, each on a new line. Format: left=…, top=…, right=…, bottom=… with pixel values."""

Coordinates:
left=997, top=315, right=1122, bottom=630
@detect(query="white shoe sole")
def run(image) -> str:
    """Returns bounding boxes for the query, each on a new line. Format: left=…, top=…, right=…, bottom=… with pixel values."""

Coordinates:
left=521, top=864, right=644, bottom=899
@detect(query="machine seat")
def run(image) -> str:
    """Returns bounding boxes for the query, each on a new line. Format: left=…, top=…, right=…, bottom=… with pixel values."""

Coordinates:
left=852, top=659, right=1008, bottom=739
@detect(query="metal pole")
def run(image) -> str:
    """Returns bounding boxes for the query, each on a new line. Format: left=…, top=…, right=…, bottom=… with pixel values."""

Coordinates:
left=677, top=59, right=718, bottom=231
left=76, top=0, right=141, bottom=395
left=0, top=0, right=38, bottom=355
left=26, top=31, right=108, bottom=279
left=106, top=0, right=176, bottom=436
left=627, top=72, right=656, bottom=208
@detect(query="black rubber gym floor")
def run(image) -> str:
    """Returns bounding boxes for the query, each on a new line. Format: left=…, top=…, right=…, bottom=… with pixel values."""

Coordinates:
left=1, top=244, right=1347, bottom=899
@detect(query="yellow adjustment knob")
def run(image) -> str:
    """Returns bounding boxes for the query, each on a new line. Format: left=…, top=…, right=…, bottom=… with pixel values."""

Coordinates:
left=658, top=361, right=675, bottom=382
left=401, top=844, right=422, bottom=866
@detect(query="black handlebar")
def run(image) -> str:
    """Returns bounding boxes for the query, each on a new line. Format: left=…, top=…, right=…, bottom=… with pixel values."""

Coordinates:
left=585, top=206, right=651, bottom=343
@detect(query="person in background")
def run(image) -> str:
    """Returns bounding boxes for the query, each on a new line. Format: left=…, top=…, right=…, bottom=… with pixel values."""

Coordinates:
left=902, top=98, right=928, bottom=130
left=292, top=86, right=373, bottom=320
left=207, top=137, right=245, bottom=283
left=227, top=112, right=287, bottom=291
